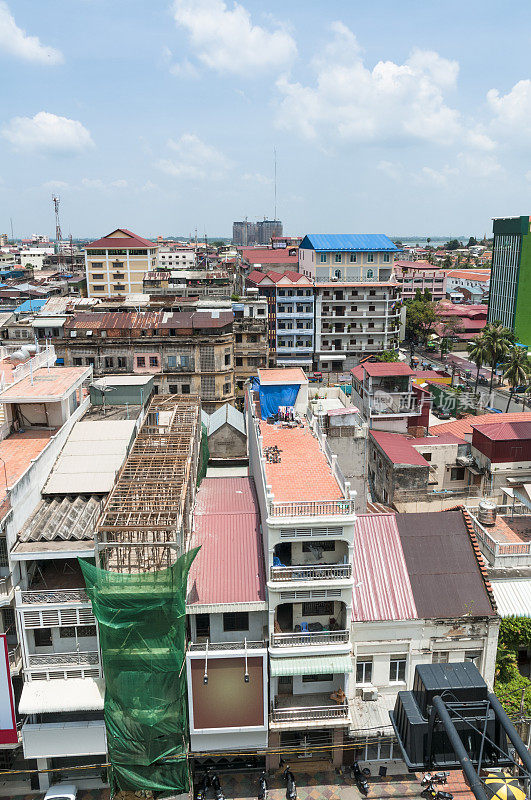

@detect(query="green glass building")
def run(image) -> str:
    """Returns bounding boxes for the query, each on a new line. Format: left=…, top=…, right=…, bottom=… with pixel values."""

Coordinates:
left=488, top=215, right=531, bottom=345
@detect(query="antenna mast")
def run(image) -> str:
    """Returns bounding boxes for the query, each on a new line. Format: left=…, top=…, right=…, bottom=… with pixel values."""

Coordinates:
left=274, top=147, right=277, bottom=220
left=52, top=195, right=64, bottom=272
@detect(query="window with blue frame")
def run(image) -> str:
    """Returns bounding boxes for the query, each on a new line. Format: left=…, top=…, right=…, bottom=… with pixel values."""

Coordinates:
left=367, top=253, right=374, bottom=263
left=383, top=253, right=390, bottom=263
left=334, top=253, right=342, bottom=263
left=320, top=253, right=327, bottom=263
left=350, top=254, right=357, bottom=263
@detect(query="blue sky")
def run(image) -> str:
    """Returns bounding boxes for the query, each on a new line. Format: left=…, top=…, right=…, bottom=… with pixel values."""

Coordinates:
left=1, top=0, right=531, bottom=239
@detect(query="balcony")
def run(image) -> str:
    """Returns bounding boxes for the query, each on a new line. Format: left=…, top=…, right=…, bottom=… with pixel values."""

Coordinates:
left=270, top=694, right=350, bottom=726
left=370, top=391, right=420, bottom=416
left=20, top=588, right=89, bottom=604
left=9, top=643, right=21, bottom=674
left=188, top=640, right=266, bottom=652
left=268, top=499, right=354, bottom=517
left=270, top=564, right=352, bottom=582
left=25, top=651, right=101, bottom=680
left=271, top=630, right=349, bottom=647
left=0, top=573, right=13, bottom=606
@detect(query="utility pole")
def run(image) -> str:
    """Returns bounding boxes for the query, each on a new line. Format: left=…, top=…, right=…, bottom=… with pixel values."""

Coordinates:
left=9, top=218, right=14, bottom=244
left=52, top=195, right=64, bottom=273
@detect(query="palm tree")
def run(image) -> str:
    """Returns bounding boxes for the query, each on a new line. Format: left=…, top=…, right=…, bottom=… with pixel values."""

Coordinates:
left=503, top=347, right=530, bottom=412
left=483, top=323, right=513, bottom=394
left=467, top=335, right=490, bottom=395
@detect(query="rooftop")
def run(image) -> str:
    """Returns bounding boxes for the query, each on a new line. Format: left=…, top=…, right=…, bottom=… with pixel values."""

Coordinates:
left=430, top=411, right=531, bottom=439
left=0, top=429, right=56, bottom=503
left=0, top=366, right=90, bottom=402
left=258, top=367, right=308, bottom=385
left=300, top=234, right=398, bottom=252
left=187, top=477, right=266, bottom=609
left=351, top=362, right=414, bottom=380
left=86, top=227, right=156, bottom=250
left=260, top=422, right=343, bottom=503
left=370, top=430, right=430, bottom=467
left=241, top=248, right=298, bottom=265
left=447, top=270, right=491, bottom=281
left=246, top=269, right=309, bottom=285
left=471, top=420, right=531, bottom=441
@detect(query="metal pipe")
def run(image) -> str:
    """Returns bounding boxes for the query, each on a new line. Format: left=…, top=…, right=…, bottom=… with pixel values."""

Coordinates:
left=432, top=695, right=490, bottom=800
left=488, top=692, right=531, bottom=776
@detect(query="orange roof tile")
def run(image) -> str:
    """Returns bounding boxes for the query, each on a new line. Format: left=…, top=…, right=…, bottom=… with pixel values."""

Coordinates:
left=260, top=422, right=342, bottom=502
left=0, top=366, right=89, bottom=401
left=430, top=411, right=531, bottom=438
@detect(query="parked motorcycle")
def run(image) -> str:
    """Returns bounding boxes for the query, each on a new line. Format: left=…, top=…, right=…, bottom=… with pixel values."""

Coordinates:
left=351, top=762, right=369, bottom=796
left=196, top=771, right=210, bottom=800
left=211, top=771, right=225, bottom=800
left=258, top=771, right=268, bottom=800
left=422, top=773, right=449, bottom=787
left=284, top=766, right=297, bottom=800
left=421, top=779, right=453, bottom=800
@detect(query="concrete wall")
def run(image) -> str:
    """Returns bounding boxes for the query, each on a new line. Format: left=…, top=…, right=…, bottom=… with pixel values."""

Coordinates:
left=207, top=424, right=247, bottom=460
left=326, top=428, right=368, bottom=513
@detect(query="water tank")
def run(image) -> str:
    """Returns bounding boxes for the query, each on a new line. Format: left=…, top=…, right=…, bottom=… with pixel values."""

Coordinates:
left=10, top=349, right=26, bottom=363
left=477, top=499, right=497, bottom=527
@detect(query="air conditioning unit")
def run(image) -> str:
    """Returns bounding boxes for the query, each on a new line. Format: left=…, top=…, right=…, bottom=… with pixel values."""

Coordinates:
left=362, top=687, right=378, bottom=701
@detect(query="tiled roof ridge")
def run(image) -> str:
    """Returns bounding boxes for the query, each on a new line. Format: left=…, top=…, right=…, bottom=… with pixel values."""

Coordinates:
left=443, top=505, right=497, bottom=615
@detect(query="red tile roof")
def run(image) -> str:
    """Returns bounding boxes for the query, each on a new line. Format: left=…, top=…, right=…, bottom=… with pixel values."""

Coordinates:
left=430, top=411, right=531, bottom=438
left=241, top=248, right=298, bottom=265
left=187, top=477, right=266, bottom=607
left=352, top=514, right=418, bottom=622
left=370, top=430, right=430, bottom=466
left=471, top=420, right=531, bottom=441
left=86, top=228, right=156, bottom=250
left=260, top=423, right=342, bottom=502
left=447, top=270, right=490, bottom=281
left=351, top=362, right=413, bottom=379
left=258, top=367, right=308, bottom=385
left=246, top=269, right=307, bottom=285
left=410, top=433, right=466, bottom=446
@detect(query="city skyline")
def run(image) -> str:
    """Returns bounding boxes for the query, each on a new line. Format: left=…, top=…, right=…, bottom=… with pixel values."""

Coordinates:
left=1, top=0, right=530, bottom=237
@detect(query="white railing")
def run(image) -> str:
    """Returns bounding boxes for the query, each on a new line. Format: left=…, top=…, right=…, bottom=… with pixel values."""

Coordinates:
left=189, top=640, right=266, bottom=652
left=20, top=588, right=89, bottom=604
left=269, top=499, right=354, bottom=517
left=270, top=564, right=352, bottom=581
left=271, top=704, right=349, bottom=722
left=12, top=345, right=56, bottom=383
left=271, top=630, right=349, bottom=647
left=468, top=510, right=531, bottom=561
left=8, top=643, right=21, bottom=671
left=0, top=573, right=13, bottom=600
left=315, top=275, right=394, bottom=284
left=28, top=651, right=99, bottom=667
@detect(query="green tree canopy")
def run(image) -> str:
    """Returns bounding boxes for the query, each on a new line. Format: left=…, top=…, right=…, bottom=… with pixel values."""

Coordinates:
left=445, top=239, right=463, bottom=251
left=503, top=346, right=530, bottom=411
left=483, top=323, right=514, bottom=393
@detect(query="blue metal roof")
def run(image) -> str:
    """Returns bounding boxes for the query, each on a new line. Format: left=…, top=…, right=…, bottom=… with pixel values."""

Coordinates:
left=14, top=297, right=48, bottom=315
left=300, top=234, right=398, bottom=252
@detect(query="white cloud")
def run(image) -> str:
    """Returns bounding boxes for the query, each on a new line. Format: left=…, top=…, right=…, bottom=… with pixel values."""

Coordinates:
left=81, top=178, right=128, bottom=190
left=465, top=128, right=497, bottom=151
left=487, top=80, right=531, bottom=136
left=156, top=133, right=231, bottom=180
left=0, top=2, right=63, bottom=64
left=42, top=179, right=69, bottom=189
left=2, top=112, right=94, bottom=155
left=276, top=23, right=465, bottom=147
left=377, top=160, right=403, bottom=181
left=242, top=172, right=272, bottom=185
left=416, top=165, right=459, bottom=186
left=171, top=0, right=296, bottom=75
left=161, top=45, right=199, bottom=79
left=457, top=152, right=503, bottom=179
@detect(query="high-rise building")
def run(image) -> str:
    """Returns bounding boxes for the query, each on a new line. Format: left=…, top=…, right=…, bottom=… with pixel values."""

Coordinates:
left=232, top=219, right=282, bottom=246
left=84, top=227, right=158, bottom=298
left=488, top=215, right=531, bottom=345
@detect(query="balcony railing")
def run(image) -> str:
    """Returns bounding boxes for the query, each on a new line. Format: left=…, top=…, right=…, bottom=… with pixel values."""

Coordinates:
left=268, top=499, right=354, bottom=517
left=316, top=276, right=394, bottom=284
left=271, top=630, right=349, bottom=647
left=28, top=651, right=99, bottom=667
left=189, top=640, right=266, bottom=652
left=20, top=588, right=89, bottom=604
left=0, top=573, right=13, bottom=600
left=271, top=703, right=349, bottom=723
left=8, top=644, right=21, bottom=671
left=270, top=564, right=352, bottom=582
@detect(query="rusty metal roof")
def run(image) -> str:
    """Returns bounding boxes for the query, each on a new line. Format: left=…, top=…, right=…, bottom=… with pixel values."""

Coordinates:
left=187, top=477, right=266, bottom=608
left=64, top=310, right=233, bottom=331
left=352, top=513, right=418, bottom=622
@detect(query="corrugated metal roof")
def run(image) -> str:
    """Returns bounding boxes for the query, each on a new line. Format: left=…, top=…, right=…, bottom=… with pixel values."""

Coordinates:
left=270, top=655, right=353, bottom=676
left=206, top=403, right=245, bottom=437
left=471, top=420, right=531, bottom=441
left=491, top=579, right=531, bottom=617
left=370, top=430, right=430, bottom=467
left=430, top=412, right=531, bottom=439
left=65, top=310, right=233, bottom=331
left=18, top=495, right=101, bottom=543
left=396, top=511, right=496, bottom=618
left=86, top=228, right=155, bottom=249
left=351, top=513, right=418, bottom=622
left=188, top=477, right=266, bottom=606
left=301, top=234, right=398, bottom=252
left=351, top=362, right=413, bottom=378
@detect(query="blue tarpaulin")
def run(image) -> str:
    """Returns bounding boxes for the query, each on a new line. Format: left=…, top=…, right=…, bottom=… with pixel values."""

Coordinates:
left=259, top=384, right=299, bottom=420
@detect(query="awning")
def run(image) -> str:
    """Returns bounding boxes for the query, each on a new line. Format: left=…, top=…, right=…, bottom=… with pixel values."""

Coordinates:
left=320, top=354, right=347, bottom=361
left=19, top=677, right=105, bottom=714
left=491, top=579, right=531, bottom=618
left=514, top=485, right=531, bottom=511
left=276, top=359, right=313, bottom=366
left=31, top=316, right=67, bottom=327
left=270, top=655, right=352, bottom=677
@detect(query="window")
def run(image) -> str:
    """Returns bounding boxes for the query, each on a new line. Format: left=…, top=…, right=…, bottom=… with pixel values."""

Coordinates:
left=169, top=385, right=179, bottom=394
left=167, top=355, right=177, bottom=368
left=369, top=290, right=376, bottom=296
left=451, top=467, right=465, bottom=481
left=0, top=538, right=6, bottom=568
left=356, top=658, right=373, bottom=684
left=91, top=262, right=103, bottom=268
left=196, top=614, right=210, bottom=638
left=349, top=254, right=357, bottom=263
left=367, top=253, right=374, bottom=263
left=136, top=356, right=146, bottom=367
left=465, top=650, right=482, bottom=668
left=85, top=357, right=95, bottom=366
left=60, top=625, right=96, bottom=638
left=181, top=384, right=190, bottom=394
left=104, top=357, right=114, bottom=368
left=320, top=253, right=327, bottom=263
left=390, top=655, right=407, bottom=682
left=224, top=353, right=231, bottom=366
left=368, top=322, right=374, bottom=329
left=235, top=357, right=243, bottom=366
left=223, top=612, right=249, bottom=632
left=114, top=284, right=125, bottom=292
left=34, top=628, right=53, bottom=647
left=2, top=608, right=15, bottom=636
left=223, top=382, right=231, bottom=395
left=235, top=333, right=242, bottom=343
left=383, top=253, right=390, bottom=263
left=334, top=253, right=342, bottom=263
left=93, top=274, right=104, bottom=280
left=113, top=273, right=124, bottom=280
left=302, top=673, right=334, bottom=683
left=369, top=305, right=375, bottom=312
left=432, top=651, right=449, bottom=663
left=302, top=540, right=335, bottom=552
left=302, top=601, right=334, bottom=616
left=149, top=356, right=158, bottom=367
left=117, top=356, right=126, bottom=368
left=366, top=269, right=374, bottom=278
left=93, top=285, right=104, bottom=292
left=422, top=452, right=432, bottom=462
left=73, top=357, right=82, bottom=366
left=334, top=269, right=342, bottom=279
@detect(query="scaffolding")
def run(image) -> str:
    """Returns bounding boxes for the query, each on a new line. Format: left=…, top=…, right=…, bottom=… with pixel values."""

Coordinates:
left=95, top=394, right=201, bottom=573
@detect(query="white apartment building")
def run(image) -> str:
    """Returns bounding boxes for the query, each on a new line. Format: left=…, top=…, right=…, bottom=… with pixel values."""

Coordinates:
left=247, top=368, right=357, bottom=766
left=298, top=234, right=401, bottom=370
left=157, top=246, right=196, bottom=270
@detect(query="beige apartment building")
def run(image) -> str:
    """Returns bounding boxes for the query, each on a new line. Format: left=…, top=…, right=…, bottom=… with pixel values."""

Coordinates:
left=84, top=228, right=157, bottom=298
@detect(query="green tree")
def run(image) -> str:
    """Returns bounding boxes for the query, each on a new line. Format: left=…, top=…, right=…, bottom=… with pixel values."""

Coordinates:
left=439, top=317, right=463, bottom=356
left=467, top=335, right=490, bottom=394
left=443, top=255, right=452, bottom=268
left=467, top=236, right=478, bottom=247
left=483, top=323, right=513, bottom=394
left=503, top=346, right=530, bottom=412
left=445, top=239, right=463, bottom=251
left=404, top=297, right=439, bottom=344
left=375, top=350, right=399, bottom=362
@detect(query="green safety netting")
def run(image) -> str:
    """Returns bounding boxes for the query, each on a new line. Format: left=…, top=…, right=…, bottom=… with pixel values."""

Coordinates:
left=197, top=422, right=209, bottom=486
left=79, top=549, right=199, bottom=797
